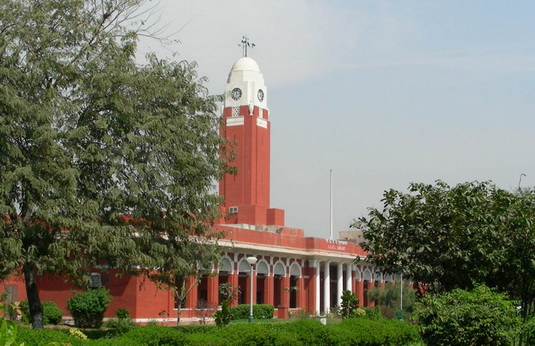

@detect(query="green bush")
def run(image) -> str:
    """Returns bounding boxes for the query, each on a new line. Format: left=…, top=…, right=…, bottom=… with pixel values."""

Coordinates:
left=176, top=324, right=215, bottom=334
left=209, top=323, right=296, bottom=345
left=116, top=324, right=185, bottom=345
left=365, top=306, right=383, bottom=320
left=280, top=318, right=335, bottom=345
left=214, top=300, right=231, bottom=326
left=102, top=317, right=137, bottom=331
left=340, top=290, right=359, bottom=319
left=16, top=327, right=85, bottom=346
left=229, top=304, right=274, bottom=320
left=67, top=288, right=112, bottom=328
left=331, top=318, right=421, bottom=345
left=522, top=317, right=535, bottom=345
left=116, top=308, right=130, bottom=320
left=19, top=301, right=63, bottom=325
left=414, top=285, right=521, bottom=346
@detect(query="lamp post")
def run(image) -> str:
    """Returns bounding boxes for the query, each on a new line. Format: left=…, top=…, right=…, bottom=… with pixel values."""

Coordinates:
left=246, top=256, right=258, bottom=323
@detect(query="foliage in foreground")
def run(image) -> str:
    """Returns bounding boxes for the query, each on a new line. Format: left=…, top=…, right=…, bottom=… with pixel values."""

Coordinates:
left=0, top=0, right=226, bottom=329
left=228, top=304, right=274, bottom=320
left=340, top=290, right=360, bottom=319
left=368, top=282, right=417, bottom=319
left=67, top=288, right=112, bottom=328
left=414, top=285, right=521, bottom=346
left=19, top=301, right=62, bottom=325
left=356, top=181, right=535, bottom=319
left=15, top=318, right=421, bottom=345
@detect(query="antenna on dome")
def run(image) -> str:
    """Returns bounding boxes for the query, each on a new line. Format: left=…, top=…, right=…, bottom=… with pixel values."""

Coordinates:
left=239, top=35, right=255, bottom=57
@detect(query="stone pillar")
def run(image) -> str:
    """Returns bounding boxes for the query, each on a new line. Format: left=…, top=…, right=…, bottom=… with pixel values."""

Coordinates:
left=228, top=271, right=239, bottom=307
left=323, top=261, right=330, bottom=314
left=297, top=276, right=305, bottom=309
left=281, top=275, right=290, bottom=308
left=345, top=264, right=352, bottom=292
left=207, top=272, right=219, bottom=306
left=352, top=268, right=358, bottom=296
left=367, top=281, right=375, bottom=307
left=264, top=274, right=274, bottom=306
left=314, top=261, right=320, bottom=315
left=356, top=280, right=364, bottom=307
left=186, top=277, right=198, bottom=309
left=336, top=262, right=343, bottom=306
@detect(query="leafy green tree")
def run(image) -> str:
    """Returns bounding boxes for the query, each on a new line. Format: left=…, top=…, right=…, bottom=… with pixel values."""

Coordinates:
left=0, top=0, right=226, bottom=329
left=367, top=282, right=416, bottom=319
left=356, top=181, right=535, bottom=320
left=340, top=290, right=359, bottom=319
left=414, top=285, right=521, bottom=346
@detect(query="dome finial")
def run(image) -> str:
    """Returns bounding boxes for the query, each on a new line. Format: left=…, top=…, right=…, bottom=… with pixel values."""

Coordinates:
left=239, top=35, right=255, bottom=57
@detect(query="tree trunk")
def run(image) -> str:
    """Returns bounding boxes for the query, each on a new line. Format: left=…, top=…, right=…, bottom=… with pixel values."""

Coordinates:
left=176, top=298, right=182, bottom=326
left=23, top=262, right=44, bottom=329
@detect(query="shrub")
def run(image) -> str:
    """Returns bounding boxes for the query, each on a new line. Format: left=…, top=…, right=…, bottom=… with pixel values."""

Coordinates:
left=16, top=327, right=85, bottom=346
left=19, top=301, right=63, bottom=325
left=116, top=308, right=130, bottom=320
left=368, top=282, right=417, bottom=319
left=280, top=318, right=335, bottom=345
left=331, top=318, right=421, bottom=345
left=340, top=290, right=359, bottom=319
left=414, top=285, right=521, bottom=346
left=365, top=306, right=383, bottom=320
left=67, top=288, right=112, bottom=328
left=102, top=317, right=137, bottom=331
left=523, top=316, right=535, bottom=345
left=210, top=323, right=297, bottom=345
left=229, top=304, right=274, bottom=320
left=117, top=324, right=185, bottom=345
left=214, top=300, right=231, bottom=326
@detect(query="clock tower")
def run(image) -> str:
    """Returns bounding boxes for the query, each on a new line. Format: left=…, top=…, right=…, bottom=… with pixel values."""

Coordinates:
left=219, top=57, right=284, bottom=226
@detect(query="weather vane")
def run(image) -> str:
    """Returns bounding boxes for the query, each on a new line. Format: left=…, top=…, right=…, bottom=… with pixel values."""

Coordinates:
left=239, top=35, right=255, bottom=57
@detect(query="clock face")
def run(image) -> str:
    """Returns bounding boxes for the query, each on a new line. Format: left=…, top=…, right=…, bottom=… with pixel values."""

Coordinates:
left=231, top=88, right=242, bottom=101
left=257, top=89, right=264, bottom=102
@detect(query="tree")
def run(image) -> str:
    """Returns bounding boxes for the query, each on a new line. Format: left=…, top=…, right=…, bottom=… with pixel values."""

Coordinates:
left=355, top=181, right=535, bottom=320
left=414, top=285, right=521, bottom=346
left=0, top=0, right=226, bottom=328
left=340, top=290, right=359, bottom=319
left=367, top=281, right=416, bottom=319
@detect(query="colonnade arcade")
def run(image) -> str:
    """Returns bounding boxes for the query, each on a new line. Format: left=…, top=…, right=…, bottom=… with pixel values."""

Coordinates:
left=180, top=252, right=392, bottom=316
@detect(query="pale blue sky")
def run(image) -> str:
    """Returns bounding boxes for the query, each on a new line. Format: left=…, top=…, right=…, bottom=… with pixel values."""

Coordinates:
left=138, top=0, right=535, bottom=238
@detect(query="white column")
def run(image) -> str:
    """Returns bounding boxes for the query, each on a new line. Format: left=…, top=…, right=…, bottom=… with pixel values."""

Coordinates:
left=323, top=261, right=330, bottom=314
left=346, top=263, right=352, bottom=292
left=314, top=261, right=321, bottom=315
left=336, top=262, right=343, bottom=306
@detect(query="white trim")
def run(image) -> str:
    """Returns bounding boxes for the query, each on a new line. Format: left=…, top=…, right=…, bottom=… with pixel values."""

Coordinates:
left=226, top=117, right=244, bottom=127
left=256, top=259, right=270, bottom=275
left=273, top=260, right=286, bottom=276
left=289, top=262, right=301, bottom=277
left=218, top=255, right=233, bottom=273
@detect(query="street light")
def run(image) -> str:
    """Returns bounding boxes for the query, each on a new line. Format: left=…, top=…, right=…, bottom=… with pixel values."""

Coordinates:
left=246, top=256, right=258, bottom=323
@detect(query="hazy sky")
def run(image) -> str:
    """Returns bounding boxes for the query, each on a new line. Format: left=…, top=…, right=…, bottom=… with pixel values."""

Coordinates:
left=137, top=0, right=535, bottom=238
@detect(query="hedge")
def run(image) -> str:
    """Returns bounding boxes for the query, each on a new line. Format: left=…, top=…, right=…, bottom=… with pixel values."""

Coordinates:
left=16, top=318, right=423, bottom=345
left=331, top=318, right=421, bottom=345
left=229, top=304, right=274, bottom=320
left=16, top=327, right=85, bottom=346
left=67, top=288, right=111, bottom=328
left=19, top=301, right=63, bottom=325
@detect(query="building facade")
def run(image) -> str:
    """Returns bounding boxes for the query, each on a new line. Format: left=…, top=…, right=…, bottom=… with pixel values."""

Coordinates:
left=1, top=57, right=390, bottom=324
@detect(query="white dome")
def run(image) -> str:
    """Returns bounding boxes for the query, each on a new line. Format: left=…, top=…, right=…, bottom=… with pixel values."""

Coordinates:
left=230, top=57, right=260, bottom=72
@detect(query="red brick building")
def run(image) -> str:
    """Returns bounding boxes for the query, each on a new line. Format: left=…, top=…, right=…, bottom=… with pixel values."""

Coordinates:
left=1, top=57, right=390, bottom=324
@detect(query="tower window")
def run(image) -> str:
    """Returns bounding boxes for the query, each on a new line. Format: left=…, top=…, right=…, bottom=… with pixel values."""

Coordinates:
left=232, top=107, right=240, bottom=117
